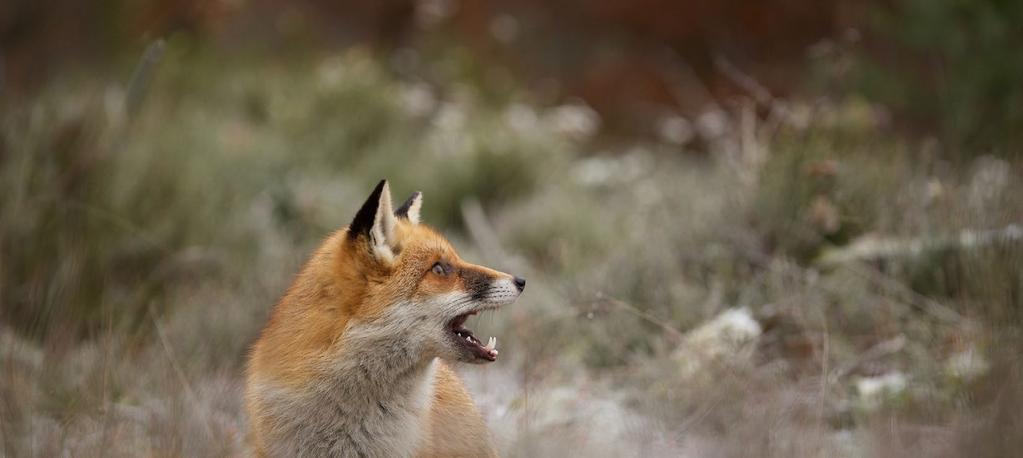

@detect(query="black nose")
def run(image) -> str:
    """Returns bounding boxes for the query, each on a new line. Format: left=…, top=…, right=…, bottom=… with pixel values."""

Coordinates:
left=513, top=276, right=526, bottom=292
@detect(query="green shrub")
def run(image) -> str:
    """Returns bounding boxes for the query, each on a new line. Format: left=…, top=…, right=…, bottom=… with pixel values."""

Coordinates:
left=854, top=0, right=1023, bottom=157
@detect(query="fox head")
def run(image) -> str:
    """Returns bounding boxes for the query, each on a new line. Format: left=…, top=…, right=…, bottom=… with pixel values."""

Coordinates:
left=333, top=179, right=525, bottom=364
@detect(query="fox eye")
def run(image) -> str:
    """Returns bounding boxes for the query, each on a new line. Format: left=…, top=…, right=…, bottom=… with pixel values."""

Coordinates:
left=431, top=262, right=446, bottom=276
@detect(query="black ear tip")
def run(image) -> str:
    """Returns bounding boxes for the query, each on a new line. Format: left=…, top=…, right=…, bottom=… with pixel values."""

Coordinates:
left=395, top=191, right=422, bottom=218
left=363, top=180, right=387, bottom=203
left=365, top=179, right=388, bottom=205
left=348, top=179, right=389, bottom=239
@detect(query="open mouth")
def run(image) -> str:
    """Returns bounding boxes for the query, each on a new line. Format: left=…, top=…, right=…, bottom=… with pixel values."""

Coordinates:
left=448, top=310, right=499, bottom=362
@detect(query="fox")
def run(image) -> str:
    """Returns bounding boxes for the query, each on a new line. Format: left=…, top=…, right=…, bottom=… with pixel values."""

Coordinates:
left=245, top=180, right=525, bottom=457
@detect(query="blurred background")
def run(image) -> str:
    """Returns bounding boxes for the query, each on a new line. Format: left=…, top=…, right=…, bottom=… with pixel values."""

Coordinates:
left=2, top=0, right=1022, bottom=456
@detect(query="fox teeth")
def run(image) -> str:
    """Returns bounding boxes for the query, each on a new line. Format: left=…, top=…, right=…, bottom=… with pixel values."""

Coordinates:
left=484, top=337, right=496, bottom=351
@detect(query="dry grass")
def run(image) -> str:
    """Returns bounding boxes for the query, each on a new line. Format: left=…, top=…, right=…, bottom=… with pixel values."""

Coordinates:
left=2, top=48, right=1022, bottom=457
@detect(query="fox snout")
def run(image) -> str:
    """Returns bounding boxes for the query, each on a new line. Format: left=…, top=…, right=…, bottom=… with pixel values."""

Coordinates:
left=460, top=267, right=525, bottom=304
left=434, top=265, right=523, bottom=363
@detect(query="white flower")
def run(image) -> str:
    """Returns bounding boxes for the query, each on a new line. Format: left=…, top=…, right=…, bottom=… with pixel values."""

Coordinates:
left=855, top=372, right=907, bottom=409
left=695, top=109, right=729, bottom=139
left=546, top=102, right=600, bottom=141
left=657, top=115, right=694, bottom=145
left=945, top=347, right=990, bottom=382
left=400, top=83, right=436, bottom=117
left=504, top=103, right=539, bottom=133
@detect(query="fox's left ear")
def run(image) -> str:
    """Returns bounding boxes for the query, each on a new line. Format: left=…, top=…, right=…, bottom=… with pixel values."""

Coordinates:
left=394, top=191, right=422, bottom=225
left=349, top=179, right=398, bottom=263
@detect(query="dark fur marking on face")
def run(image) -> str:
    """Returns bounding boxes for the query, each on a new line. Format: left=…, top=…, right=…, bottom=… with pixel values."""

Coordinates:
left=459, top=268, right=492, bottom=301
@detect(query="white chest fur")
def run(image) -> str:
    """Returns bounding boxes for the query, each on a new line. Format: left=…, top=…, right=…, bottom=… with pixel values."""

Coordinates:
left=253, top=350, right=438, bottom=458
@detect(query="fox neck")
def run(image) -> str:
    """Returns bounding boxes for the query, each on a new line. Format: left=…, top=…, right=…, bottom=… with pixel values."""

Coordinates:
left=324, top=337, right=438, bottom=416
left=289, top=311, right=440, bottom=456
left=331, top=310, right=438, bottom=396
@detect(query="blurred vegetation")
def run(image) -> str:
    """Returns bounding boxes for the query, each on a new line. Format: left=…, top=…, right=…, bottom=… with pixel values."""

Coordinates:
left=0, top=47, right=565, bottom=339
left=2, top=0, right=1023, bottom=456
left=852, top=0, right=1023, bottom=157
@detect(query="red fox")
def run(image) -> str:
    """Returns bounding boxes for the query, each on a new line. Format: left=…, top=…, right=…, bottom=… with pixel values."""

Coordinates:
left=245, top=180, right=524, bottom=457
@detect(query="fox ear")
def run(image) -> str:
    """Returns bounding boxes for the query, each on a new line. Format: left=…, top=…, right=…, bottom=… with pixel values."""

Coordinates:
left=394, top=191, right=422, bottom=225
left=348, top=179, right=397, bottom=263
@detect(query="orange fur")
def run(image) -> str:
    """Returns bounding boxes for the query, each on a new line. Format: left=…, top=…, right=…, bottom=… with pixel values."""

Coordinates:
left=418, top=362, right=497, bottom=457
left=245, top=182, right=520, bottom=457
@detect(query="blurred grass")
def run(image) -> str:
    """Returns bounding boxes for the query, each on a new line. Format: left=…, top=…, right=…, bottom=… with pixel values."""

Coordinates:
left=0, top=47, right=565, bottom=340
left=2, top=41, right=1023, bottom=457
